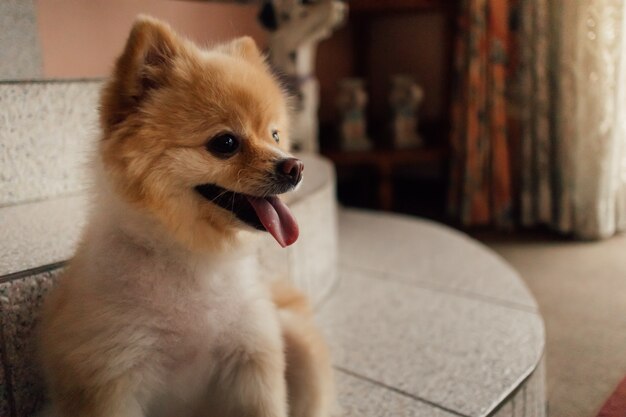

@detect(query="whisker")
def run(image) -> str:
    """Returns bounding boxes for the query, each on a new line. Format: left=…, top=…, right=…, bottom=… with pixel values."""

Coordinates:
left=209, top=190, right=230, bottom=204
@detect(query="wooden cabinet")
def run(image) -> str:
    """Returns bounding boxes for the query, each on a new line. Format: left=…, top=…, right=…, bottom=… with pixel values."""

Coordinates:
left=319, top=0, right=458, bottom=218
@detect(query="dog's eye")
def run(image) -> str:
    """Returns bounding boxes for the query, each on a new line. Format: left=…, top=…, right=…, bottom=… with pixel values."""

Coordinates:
left=207, top=134, right=240, bottom=158
left=272, top=130, right=280, bottom=144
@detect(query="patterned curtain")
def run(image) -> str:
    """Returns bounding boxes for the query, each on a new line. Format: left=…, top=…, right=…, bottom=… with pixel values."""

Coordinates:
left=450, top=0, right=626, bottom=239
left=449, top=0, right=513, bottom=228
left=511, top=0, right=552, bottom=227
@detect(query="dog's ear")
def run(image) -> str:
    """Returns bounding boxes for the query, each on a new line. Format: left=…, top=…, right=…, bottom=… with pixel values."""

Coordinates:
left=101, top=15, right=182, bottom=130
left=219, top=36, right=265, bottom=66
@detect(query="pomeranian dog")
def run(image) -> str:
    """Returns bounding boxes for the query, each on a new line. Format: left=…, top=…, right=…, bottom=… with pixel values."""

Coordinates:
left=38, top=16, right=334, bottom=417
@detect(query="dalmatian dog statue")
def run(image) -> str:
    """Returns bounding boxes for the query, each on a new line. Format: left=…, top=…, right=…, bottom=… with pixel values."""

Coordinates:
left=259, top=0, right=347, bottom=153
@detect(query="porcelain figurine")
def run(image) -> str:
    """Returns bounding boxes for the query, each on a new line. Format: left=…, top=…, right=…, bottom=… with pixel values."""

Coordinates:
left=336, top=78, right=371, bottom=151
left=389, top=75, right=424, bottom=149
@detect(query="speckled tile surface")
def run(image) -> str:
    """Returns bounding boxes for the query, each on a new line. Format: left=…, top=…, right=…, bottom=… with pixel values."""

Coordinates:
left=0, top=356, right=9, bottom=417
left=0, top=81, right=101, bottom=206
left=0, top=269, right=61, bottom=417
left=0, top=195, right=86, bottom=277
left=338, top=210, right=538, bottom=310
left=336, top=371, right=458, bottom=417
left=0, top=0, right=42, bottom=80
left=318, top=269, right=544, bottom=417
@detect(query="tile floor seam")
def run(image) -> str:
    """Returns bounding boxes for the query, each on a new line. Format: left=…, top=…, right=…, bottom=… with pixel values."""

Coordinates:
left=340, top=262, right=540, bottom=315
left=0, top=78, right=104, bottom=85
left=0, top=262, right=66, bottom=284
left=334, top=366, right=470, bottom=417
left=0, top=191, right=85, bottom=209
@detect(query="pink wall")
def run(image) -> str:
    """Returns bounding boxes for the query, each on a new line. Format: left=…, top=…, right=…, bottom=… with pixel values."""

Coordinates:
left=37, top=0, right=266, bottom=79
left=37, top=2, right=450, bottom=124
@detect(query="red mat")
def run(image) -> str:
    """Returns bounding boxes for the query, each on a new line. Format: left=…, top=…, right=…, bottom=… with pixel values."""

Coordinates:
left=597, top=376, right=626, bottom=417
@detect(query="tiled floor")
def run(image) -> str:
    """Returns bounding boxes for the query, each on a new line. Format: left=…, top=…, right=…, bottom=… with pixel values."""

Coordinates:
left=338, top=210, right=538, bottom=310
left=319, top=268, right=543, bottom=416
left=336, top=371, right=459, bottom=417
left=313, top=210, right=546, bottom=417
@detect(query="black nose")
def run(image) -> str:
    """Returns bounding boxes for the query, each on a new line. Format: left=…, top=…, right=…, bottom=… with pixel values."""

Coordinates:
left=277, top=158, right=304, bottom=186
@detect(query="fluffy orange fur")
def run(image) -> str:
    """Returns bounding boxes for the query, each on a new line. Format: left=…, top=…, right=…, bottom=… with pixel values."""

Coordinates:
left=100, top=16, right=292, bottom=251
left=38, top=16, right=334, bottom=417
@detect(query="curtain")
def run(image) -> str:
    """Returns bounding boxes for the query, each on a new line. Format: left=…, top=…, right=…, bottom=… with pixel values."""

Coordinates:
left=449, top=0, right=513, bottom=228
left=450, top=0, right=626, bottom=239
left=553, top=0, right=626, bottom=238
left=512, top=0, right=552, bottom=227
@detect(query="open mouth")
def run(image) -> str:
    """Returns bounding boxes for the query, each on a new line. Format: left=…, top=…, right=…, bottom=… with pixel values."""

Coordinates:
left=195, top=184, right=299, bottom=247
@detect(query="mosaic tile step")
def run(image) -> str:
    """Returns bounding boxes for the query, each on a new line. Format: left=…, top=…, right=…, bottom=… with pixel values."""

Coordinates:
left=0, top=80, right=101, bottom=206
left=338, top=209, right=538, bottom=310
left=317, top=210, right=546, bottom=417
left=0, top=0, right=42, bottom=81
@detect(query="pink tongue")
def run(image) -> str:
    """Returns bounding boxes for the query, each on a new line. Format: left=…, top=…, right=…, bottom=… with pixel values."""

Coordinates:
left=246, top=196, right=299, bottom=247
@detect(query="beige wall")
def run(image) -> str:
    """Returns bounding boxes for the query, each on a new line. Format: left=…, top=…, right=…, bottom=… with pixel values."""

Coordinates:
left=37, top=0, right=266, bottom=79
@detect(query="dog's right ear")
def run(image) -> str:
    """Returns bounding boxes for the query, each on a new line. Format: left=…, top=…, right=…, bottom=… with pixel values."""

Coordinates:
left=100, top=15, right=182, bottom=131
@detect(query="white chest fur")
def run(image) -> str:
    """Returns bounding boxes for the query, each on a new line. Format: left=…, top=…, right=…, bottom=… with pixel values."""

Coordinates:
left=79, top=221, right=282, bottom=416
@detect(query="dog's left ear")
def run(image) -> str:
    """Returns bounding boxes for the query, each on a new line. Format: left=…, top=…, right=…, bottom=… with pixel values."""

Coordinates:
left=101, top=15, right=183, bottom=130
left=219, top=36, right=265, bottom=66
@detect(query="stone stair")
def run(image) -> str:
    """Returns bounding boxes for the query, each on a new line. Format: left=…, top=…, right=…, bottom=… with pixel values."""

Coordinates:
left=1, top=78, right=546, bottom=417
